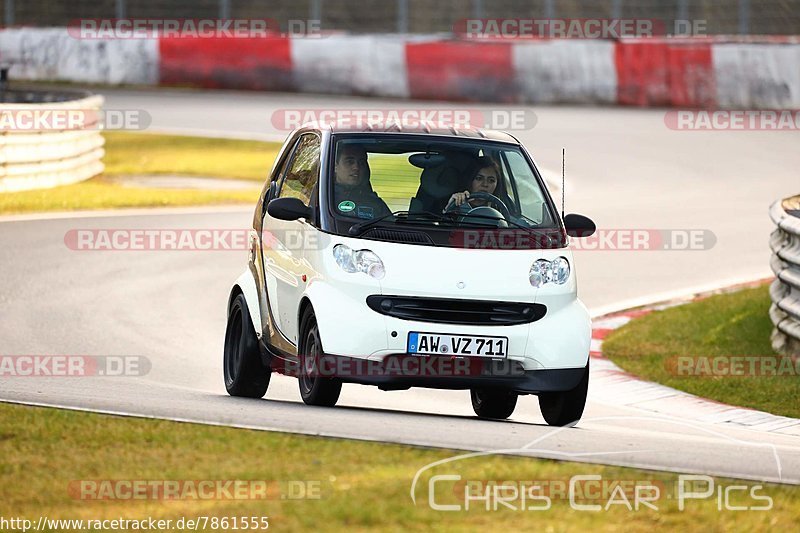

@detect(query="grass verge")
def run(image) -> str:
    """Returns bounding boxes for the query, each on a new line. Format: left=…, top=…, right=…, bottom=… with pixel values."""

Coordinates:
left=102, top=132, right=280, bottom=180
left=1, top=402, right=798, bottom=531
left=603, top=284, right=800, bottom=418
left=0, top=177, right=261, bottom=215
left=0, top=132, right=280, bottom=215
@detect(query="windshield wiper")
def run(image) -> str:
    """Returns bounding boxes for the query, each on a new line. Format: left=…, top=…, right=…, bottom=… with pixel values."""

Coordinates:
left=348, top=210, right=454, bottom=236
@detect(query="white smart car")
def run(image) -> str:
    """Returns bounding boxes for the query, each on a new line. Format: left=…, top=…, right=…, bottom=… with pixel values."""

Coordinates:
left=223, top=122, right=596, bottom=425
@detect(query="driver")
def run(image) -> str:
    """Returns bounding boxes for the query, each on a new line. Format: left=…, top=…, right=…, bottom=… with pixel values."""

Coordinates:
left=446, top=157, right=503, bottom=211
left=334, top=144, right=391, bottom=220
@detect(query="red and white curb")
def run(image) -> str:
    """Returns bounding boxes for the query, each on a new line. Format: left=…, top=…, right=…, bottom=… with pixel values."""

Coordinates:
left=589, top=280, right=800, bottom=437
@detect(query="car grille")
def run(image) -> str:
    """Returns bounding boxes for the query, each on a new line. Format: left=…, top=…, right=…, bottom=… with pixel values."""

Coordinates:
left=366, top=295, right=546, bottom=326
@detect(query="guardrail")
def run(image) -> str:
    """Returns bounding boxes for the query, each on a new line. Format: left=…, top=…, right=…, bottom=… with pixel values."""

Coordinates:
left=0, top=92, right=105, bottom=193
left=769, top=195, right=800, bottom=356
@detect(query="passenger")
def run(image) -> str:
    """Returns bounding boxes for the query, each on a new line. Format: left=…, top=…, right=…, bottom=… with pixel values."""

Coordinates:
left=446, top=157, right=504, bottom=211
left=334, top=144, right=391, bottom=220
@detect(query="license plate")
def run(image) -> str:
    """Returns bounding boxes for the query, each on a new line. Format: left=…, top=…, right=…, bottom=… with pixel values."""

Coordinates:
left=407, top=332, right=508, bottom=358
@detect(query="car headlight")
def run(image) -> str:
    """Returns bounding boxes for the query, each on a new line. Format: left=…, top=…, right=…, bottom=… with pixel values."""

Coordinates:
left=529, top=257, right=570, bottom=287
left=551, top=256, right=570, bottom=284
left=333, top=244, right=385, bottom=279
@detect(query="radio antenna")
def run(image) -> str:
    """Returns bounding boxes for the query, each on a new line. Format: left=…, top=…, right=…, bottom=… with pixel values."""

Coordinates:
left=561, top=147, right=565, bottom=220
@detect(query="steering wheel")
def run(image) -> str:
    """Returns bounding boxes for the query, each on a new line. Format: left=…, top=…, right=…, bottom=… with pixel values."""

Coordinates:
left=444, top=191, right=511, bottom=221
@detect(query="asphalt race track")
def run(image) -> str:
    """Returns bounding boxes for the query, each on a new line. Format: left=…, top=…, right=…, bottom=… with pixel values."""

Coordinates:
left=2, top=88, right=800, bottom=483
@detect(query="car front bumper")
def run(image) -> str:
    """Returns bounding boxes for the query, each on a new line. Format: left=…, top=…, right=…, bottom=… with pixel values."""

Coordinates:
left=305, top=282, right=591, bottom=374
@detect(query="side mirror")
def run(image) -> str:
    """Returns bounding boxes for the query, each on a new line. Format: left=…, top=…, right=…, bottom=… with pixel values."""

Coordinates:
left=267, top=197, right=311, bottom=221
left=564, top=213, right=596, bottom=238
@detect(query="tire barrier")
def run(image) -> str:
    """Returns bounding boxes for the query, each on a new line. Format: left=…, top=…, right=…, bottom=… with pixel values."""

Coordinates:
left=0, top=90, right=105, bottom=193
left=769, top=195, right=800, bottom=356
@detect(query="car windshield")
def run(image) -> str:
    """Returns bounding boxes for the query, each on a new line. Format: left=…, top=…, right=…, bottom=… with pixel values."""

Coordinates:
left=329, top=136, right=557, bottom=234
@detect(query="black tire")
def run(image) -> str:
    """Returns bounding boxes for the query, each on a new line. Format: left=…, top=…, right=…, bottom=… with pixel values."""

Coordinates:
left=470, top=389, right=518, bottom=420
left=298, top=309, right=342, bottom=407
left=223, top=293, right=270, bottom=398
left=538, top=361, right=589, bottom=427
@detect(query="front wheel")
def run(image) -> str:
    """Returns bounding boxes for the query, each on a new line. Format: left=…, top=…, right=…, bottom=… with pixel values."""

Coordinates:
left=470, top=389, right=518, bottom=420
left=298, top=309, right=342, bottom=407
left=538, top=361, right=589, bottom=427
left=223, top=293, right=270, bottom=398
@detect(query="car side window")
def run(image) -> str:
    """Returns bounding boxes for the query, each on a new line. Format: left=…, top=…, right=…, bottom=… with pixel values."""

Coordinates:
left=272, top=145, right=295, bottom=185
left=262, top=143, right=295, bottom=208
left=278, top=134, right=320, bottom=205
left=504, top=150, right=545, bottom=222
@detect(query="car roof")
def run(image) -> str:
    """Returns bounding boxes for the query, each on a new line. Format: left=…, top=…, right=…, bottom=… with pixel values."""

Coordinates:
left=296, top=121, right=520, bottom=144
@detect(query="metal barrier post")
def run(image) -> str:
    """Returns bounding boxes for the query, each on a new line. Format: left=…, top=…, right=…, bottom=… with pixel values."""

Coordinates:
left=219, top=0, right=231, bottom=20
left=677, top=0, right=689, bottom=21
left=544, top=0, right=555, bottom=20
left=310, top=0, right=322, bottom=27
left=4, top=0, right=14, bottom=26
left=738, top=0, right=750, bottom=34
left=472, top=0, right=483, bottom=20
left=611, top=0, right=623, bottom=21
left=115, top=0, right=126, bottom=20
left=397, top=0, right=408, bottom=33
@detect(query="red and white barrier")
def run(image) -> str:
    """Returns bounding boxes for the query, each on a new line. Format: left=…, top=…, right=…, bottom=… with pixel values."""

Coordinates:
left=159, top=34, right=293, bottom=91
left=406, top=40, right=516, bottom=102
left=1, top=28, right=798, bottom=109
left=0, top=28, right=158, bottom=84
left=292, top=35, right=410, bottom=98
left=614, top=38, right=716, bottom=107
left=513, top=40, right=617, bottom=104
left=713, top=43, right=800, bottom=109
